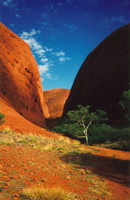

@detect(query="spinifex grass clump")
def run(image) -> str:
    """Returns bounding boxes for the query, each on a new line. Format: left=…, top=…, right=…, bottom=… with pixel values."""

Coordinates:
left=0, top=113, right=5, bottom=125
left=22, top=186, right=73, bottom=200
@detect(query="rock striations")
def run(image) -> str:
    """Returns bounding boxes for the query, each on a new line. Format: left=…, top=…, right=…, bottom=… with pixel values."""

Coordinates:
left=0, top=22, right=49, bottom=127
left=64, top=24, right=130, bottom=121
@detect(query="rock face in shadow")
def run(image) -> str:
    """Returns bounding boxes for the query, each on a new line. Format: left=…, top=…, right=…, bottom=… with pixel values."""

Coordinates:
left=64, top=24, right=130, bottom=121
left=0, top=22, right=49, bottom=127
left=44, top=88, right=70, bottom=118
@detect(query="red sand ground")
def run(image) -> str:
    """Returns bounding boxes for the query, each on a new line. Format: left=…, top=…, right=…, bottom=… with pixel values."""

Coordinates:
left=0, top=95, right=130, bottom=200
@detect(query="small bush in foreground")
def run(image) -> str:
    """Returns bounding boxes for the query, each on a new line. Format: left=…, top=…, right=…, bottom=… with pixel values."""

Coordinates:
left=0, top=113, right=5, bottom=125
left=22, top=186, right=73, bottom=200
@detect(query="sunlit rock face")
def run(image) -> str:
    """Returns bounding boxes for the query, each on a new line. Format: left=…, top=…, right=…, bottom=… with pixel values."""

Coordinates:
left=0, top=22, right=49, bottom=127
left=44, top=88, right=70, bottom=119
left=44, top=88, right=70, bottom=128
left=64, top=24, right=130, bottom=121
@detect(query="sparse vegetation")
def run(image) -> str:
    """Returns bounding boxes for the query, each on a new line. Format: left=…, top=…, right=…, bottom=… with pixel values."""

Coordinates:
left=21, top=186, right=73, bottom=200
left=52, top=104, right=130, bottom=150
left=89, top=124, right=130, bottom=149
left=0, top=127, right=84, bottom=155
left=0, top=127, right=129, bottom=199
left=119, top=89, right=130, bottom=122
left=0, top=112, right=5, bottom=125
left=53, top=105, right=108, bottom=145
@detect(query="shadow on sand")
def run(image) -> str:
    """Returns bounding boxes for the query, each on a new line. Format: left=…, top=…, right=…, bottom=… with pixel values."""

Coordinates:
left=60, top=151, right=130, bottom=187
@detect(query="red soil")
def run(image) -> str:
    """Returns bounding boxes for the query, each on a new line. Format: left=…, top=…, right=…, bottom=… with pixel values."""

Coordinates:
left=0, top=94, right=57, bottom=138
left=0, top=95, right=130, bottom=200
left=0, top=22, right=129, bottom=200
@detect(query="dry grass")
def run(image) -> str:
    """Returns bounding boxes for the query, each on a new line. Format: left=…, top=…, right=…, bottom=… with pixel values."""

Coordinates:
left=22, top=186, right=73, bottom=200
left=86, top=173, right=111, bottom=198
left=0, top=127, right=112, bottom=200
left=0, top=127, right=88, bottom=155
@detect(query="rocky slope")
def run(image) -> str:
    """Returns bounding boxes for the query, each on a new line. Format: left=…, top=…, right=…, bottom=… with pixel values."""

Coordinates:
left=0, top=22, right=49, bottom=127
left=64, top=24, right=130, bottom=121
left=44, top=88, right=70, bottom=118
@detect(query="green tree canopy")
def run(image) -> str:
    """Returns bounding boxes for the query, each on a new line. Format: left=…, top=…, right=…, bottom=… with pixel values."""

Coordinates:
left=66, top=105, right=108, bottom=145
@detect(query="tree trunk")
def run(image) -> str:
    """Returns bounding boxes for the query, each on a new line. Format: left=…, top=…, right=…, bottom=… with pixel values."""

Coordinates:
left=83, top=128, right=89, bottom=145
left=83, top=121, right=92, bottom=145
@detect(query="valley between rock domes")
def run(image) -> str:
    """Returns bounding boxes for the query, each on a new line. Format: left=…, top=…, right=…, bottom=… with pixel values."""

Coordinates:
left=0, top=23, right=130, bottom=200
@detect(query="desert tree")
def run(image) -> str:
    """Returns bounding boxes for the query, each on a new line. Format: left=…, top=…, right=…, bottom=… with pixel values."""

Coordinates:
left=67, top=105, right=108, bottom=145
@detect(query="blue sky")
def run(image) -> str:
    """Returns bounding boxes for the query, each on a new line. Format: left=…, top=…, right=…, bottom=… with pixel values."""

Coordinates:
left=0, top=0, right=129, bottom=90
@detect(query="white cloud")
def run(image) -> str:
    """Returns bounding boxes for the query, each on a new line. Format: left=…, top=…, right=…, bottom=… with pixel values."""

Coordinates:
left=59, top=57, right=71, bottom=62
left=20, top=29, right=56, bottom=81
left=20, top=30, right=44, bottom=57
left=45, top=73, right=52, bottom=79
left=54, top=51, right=65, bottom=56
left=20, top=29, right=55, bottom=81
left=41, top=58, right=49, bottom=62
left=21, top=29, right=40, bottom=38
left=59, top=57, right=65, bottom=62
left=39, top=63, right=49, bottom=74
left=39, top=64, right=55, bottom=81
left=20, top=29, right=71, bottom=81
left=45, top=48, right=53, bottom=52
left=53, top=51, right=71, bottom=62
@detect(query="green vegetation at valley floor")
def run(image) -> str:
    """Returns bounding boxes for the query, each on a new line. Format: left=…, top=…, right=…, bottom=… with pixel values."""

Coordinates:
left=52, top=89, right=130, bottom=151
left=53, top=121, right=130, bottom=151
left=119, top=89, right=130, bottom=122
left=53, top=105, right=108, bottom=145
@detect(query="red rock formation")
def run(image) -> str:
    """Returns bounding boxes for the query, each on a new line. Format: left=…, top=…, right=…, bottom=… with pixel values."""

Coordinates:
left=0, top=94, right=57, bottom=137
left=44, top=88, right=70, bottom=118
left=0, top=22, right=49, bottom=127
left=44, top=88, right=70, bottom=128
left=64, top=24, right=130, bottom=121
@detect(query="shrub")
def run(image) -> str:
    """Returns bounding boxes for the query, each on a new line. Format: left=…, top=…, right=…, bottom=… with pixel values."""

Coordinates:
left=89, top=124, right=130, bottom=146
left=53, top=122, right=83, bottom=139
left=0, top=113, right=5, bottom=125
left=22, top=186, right=73, bottom=200
left=119, top=89, right=130, bottom=121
